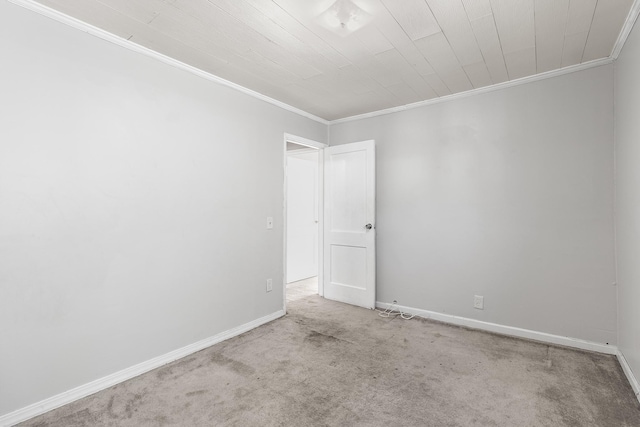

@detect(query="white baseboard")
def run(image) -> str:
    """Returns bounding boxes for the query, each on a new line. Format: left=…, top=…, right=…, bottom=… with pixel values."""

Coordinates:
left=0, top=310, right=285, bottom=427
left=617, top=350, right=640, bottom=404
left=376, top=301, right=617, bottom=355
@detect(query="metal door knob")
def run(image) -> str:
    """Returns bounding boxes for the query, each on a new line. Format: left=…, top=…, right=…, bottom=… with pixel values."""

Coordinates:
left=365, top=223, right=373, bottom=230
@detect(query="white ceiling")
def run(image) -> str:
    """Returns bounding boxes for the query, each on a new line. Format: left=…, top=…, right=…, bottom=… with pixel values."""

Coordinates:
left=32, top=0, right=636, bottom=121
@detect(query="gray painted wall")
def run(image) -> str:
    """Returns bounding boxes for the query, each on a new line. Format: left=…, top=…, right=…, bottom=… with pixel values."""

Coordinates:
left=615, top=16, right=640, bottom=385
left=0, top=2, right=325, bottom=416
left=330, top=65, right=617, bottom=345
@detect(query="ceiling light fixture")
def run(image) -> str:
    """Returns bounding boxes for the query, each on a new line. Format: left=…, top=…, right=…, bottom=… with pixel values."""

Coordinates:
left=318, top=0, right=372, bottom=36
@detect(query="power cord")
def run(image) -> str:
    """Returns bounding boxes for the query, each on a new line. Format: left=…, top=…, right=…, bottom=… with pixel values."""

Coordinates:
left=376, top=300, right=416, bottom=320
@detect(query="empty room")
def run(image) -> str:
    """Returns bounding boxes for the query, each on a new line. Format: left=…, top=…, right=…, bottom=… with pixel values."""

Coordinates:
left=2, top=0, right=640, bottom=425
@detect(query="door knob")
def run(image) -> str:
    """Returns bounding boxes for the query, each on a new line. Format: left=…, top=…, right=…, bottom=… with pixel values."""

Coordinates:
left=365, top=223, right=373, bottom=230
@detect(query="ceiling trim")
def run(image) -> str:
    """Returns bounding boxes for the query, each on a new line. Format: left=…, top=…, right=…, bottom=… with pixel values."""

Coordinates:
left=9, top=0, right=639, bottom=126
left=328, top=57, right=614, bottom=125
left=612, top=0, right=640, bottom=59
left=8, top=0, right=330, bottom=125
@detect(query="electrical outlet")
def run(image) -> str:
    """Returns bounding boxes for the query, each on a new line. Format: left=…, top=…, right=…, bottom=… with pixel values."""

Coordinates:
left=474, top=295, right=484, bottom=310
left=266, top=279, right=273, bottom=292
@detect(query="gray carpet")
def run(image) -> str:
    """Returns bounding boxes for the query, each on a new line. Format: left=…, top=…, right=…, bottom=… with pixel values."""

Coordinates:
left=20, top=294, right=640, bottom=426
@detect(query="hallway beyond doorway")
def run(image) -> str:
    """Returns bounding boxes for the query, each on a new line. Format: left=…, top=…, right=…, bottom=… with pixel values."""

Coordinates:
left=286, top=276, right=317, bottom=302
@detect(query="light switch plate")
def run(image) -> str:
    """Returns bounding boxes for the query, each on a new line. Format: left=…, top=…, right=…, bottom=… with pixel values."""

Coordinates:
left=266, top=217, right=274, bottom=229
left=474, top=295, right=484, bottom=310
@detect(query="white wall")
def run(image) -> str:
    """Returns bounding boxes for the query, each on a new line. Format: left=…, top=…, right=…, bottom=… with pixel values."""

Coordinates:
left=615, top=16, right=640, bottom=384
left=286, top=150, right=319, bottom=283
left=0, top=1, right=326, bottom=417
left=329, top=65, right=616, bottom=345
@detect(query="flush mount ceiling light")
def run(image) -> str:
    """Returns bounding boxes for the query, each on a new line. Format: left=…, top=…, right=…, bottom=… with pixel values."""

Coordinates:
left=318, top=0, right=373, bottom=36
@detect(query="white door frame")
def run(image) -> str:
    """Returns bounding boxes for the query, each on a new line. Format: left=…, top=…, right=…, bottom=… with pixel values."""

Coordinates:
left=283, top=133, right=327, bottom=313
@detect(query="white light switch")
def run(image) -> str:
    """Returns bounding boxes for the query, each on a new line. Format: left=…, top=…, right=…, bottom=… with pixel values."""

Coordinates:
left=474, top=295, right=484, bottom=310
left=266, top=217, right=274, bottom=229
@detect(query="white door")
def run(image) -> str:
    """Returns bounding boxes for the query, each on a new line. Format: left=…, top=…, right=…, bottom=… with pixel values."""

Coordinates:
left=286, top=151, right=319, bottom=283
left=323, top=140, right=375, bottom=309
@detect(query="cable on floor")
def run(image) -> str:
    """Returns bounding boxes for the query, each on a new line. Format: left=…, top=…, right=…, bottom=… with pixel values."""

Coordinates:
left=376, top=301, right=416, bottom=320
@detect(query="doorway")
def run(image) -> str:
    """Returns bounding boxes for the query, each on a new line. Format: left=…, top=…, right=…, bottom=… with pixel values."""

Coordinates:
left=283, top=134, right=376, bottom=312
left=283, top=134, right=326, bottom=309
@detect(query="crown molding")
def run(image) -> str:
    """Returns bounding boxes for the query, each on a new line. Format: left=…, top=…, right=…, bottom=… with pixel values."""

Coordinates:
left=9, top=0, right=639, bottom=128
left=329, top=57, right=614, bottom=125
left=7, top=0, right=330, bottom=126
left=612, top=0, right=640, bottom=59
left=330, top=0, right=640, bottom=125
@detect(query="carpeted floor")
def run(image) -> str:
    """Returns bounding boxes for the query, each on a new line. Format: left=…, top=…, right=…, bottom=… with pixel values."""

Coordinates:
left=19, top=291, right=640, bottom=426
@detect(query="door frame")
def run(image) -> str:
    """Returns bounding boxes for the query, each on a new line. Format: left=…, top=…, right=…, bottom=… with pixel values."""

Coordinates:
left=283, top=133, right=327, bottom=313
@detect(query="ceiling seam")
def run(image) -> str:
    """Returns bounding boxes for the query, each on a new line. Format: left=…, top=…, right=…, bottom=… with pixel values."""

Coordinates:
left=423, top=0, right=474, bottom=90
left=328, top=57, right=614, bottom=125
left=460, top=0, right=494, bottom=85
left=558, top=0, right=571, bottom=69
left=374, top=0, right=441, bottom=99
left=488, top=0, right=510, bottom=81
left=580, top=0, right=599, bottom=63
left=533, top=0, right=538, bottom=74
left=9, top=0, right=638, bottom=125
left=7, top=0, right=330, bottom=125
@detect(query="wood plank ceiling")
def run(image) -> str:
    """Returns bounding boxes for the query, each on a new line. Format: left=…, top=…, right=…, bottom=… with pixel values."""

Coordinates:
left=33, top=0, right=635, bottom=120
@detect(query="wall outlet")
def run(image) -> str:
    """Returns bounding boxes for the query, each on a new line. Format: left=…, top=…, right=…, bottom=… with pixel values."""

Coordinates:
left=266, top=279, right=273, bottom=292
left=474, top=295, right=484, bottom=310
